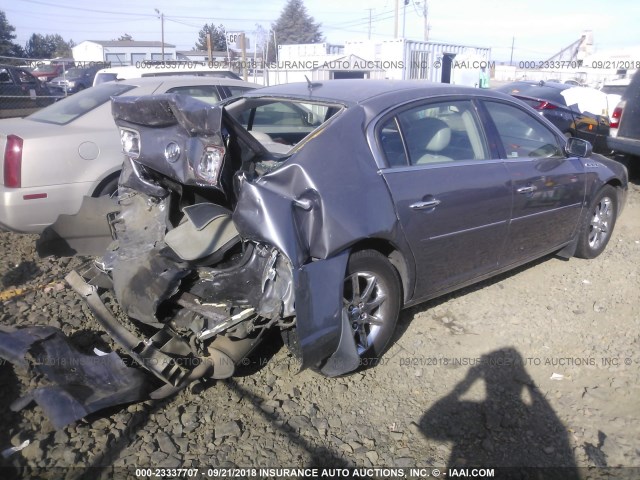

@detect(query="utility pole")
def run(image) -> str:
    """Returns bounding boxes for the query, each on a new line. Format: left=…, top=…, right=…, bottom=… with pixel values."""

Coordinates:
left=240, top=32, right=247, bottom=81
left=155, top=9, right=165, bottom=62
left=366, top=8, right=373, bottom=40
left=402, top=0, right=407, bottom=39
left=510, top=36, right=514, bottom=66
left=394, top=0, right=399, bottom=38
left=423, top=1, right=428, bottom=41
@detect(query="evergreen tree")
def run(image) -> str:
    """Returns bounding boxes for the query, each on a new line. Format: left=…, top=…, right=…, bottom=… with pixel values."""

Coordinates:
left=271, top=0, right=323, bottom=45
left=268, top=0, right=323, bottom=61
left=195, top=24, right=227, bottom=51
left=0, top=10, right=24, bottom=58
left=24, top=33, right=74, bottom=58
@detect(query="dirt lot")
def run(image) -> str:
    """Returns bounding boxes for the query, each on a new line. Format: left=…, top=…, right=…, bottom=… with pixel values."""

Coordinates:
left=0, top=179, right=638, bottom=478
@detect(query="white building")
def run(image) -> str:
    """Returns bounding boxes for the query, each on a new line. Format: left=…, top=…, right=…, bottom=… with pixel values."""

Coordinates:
left=264, top=40, right=491, bottom=87
left=72, top=40, right=176, bottom=65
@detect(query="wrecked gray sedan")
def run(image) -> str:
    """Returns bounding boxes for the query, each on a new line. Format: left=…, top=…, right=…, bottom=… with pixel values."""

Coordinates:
left=6, top=80, right=628, bottom=426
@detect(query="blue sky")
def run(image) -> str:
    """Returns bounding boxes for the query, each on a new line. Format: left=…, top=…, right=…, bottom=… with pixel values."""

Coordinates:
left=5, top=0, right=640, bottom=61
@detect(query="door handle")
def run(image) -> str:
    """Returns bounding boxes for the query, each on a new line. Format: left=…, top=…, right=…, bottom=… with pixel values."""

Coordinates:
left=516, top=186, right=537, bottom=194
left=410, top=199, right=441, bottom=210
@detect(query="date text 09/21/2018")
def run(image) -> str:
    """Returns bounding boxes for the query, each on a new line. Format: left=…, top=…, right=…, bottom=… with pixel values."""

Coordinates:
left=518, top=60, right=640, bottom=70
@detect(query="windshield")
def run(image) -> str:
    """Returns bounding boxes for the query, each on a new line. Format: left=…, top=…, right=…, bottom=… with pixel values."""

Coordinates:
left=28, top=83, right=136, bottom=125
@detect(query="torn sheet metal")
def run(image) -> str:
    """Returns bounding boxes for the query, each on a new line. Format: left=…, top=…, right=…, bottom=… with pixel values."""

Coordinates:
left=0, top=326, right=150, bottom=429
left=292, top=250, right=355, bottom=372
left=232, top=106, right=405, bottom=266
left=112, top=94, right=228, bottom=190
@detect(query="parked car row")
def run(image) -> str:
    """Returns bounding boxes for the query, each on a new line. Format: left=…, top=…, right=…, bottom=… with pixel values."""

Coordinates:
left=0, top=64, right=56, bottom=119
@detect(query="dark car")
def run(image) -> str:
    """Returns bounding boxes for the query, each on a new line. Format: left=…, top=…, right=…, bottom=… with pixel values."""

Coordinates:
left=5, top=80, right=627, bottom=428
left=607, top=71, right=640, bottom=175
left=496, top=81, right=611, bottom=152
left=0, top=65, right=55, bottom=118
left=48, top=65, right=103, bottom=95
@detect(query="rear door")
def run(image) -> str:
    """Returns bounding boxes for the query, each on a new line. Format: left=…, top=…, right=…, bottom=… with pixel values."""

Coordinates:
left=481, top=100, right=586, bottom=265
left=377, top=98, right=512, bottom=300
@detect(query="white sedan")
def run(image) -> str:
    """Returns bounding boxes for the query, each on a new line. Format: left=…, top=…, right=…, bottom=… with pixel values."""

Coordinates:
left=0, top=76, right=255, bottom=233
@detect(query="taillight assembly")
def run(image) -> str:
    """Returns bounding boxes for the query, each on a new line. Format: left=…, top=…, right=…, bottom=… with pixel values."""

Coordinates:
left=196, top=145, right=225, bottom=185
left=4, top=135, right=23, bottom=188
left=611, top=101, right=625, bottom=129
left=534, top=101, right=557, bottom=110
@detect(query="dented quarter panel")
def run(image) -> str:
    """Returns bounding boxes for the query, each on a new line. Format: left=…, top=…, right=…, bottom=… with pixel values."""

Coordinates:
left=233, top=106, right=404, bottom=265
left=232, top=106, right=409, bottom=369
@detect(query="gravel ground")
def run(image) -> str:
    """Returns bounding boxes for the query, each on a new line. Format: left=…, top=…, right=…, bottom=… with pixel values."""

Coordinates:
left=0, top=180, right=638, bottom=478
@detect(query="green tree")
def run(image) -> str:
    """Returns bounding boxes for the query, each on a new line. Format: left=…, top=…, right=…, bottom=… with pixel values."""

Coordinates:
left=25, top=33, right=73, bottom=58
left=195, top=24, right=227, bottom=51
left=0, top=10, right=24, bottom=58
left=118, top=33, right=134, bottom=41
left=269, top=0, right=323, bottom=60
left=51, top=34, right=74, bottom=57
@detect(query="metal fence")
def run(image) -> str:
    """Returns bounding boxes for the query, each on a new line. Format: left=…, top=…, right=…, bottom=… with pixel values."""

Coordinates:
left=0, top=56, right=110, bottom=119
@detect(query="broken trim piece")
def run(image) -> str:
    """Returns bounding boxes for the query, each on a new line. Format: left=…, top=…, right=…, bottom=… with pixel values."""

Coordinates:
left=65, top=270, right=187, bottom=386
left=0, top=326, right=150, bottom=429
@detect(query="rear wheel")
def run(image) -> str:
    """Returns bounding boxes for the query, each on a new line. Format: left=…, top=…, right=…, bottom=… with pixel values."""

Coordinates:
left=92, top=175, right=119, bottom=198
left=575, top=185, right=618, bottom=259
left=343, top=250, right=401, bottom=360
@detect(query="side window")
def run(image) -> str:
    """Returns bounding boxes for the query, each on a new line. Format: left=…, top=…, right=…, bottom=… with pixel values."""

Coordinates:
left=393, top=100, right=488, bottom=165
left=0, top=68, right=12, bottom=84
left=484, top=101, right=563, bottom=158
left=379, top=117, right=408, bottom=167
left=166, top=85, right=221, bottom=105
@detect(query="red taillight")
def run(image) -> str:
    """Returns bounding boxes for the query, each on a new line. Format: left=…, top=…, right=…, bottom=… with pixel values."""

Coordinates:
left=4, top=135, right=23, bottom=188
left=611, top=101, right=625, bottom=129
left=534, top=101, right=557, bottom=110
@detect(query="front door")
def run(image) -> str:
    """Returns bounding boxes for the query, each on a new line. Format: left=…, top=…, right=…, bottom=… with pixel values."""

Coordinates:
left=377, top=99, right=511, bottom=300
left=481, top=100, right=586, bottom=265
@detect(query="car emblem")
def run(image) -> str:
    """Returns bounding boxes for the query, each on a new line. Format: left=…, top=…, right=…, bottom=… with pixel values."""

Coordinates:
left=164, top=142, right=181, bottom=163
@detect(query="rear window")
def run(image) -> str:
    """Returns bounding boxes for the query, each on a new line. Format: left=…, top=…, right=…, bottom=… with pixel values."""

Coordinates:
left=32, top=65, right=58, bottom=74
left=601, top=85, right=628, bottom=96
left=28, top=83, right=135, bottom=125
left=166, top=85, right=221, bottom=105
left=226, top=98, right=343, bottom=156
left=94, top=72, right=119, bottom=85
left=514, top=86, right=568, bottom=106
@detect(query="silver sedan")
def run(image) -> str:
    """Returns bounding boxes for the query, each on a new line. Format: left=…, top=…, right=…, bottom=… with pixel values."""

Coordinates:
left=0, top=76, right=255, bottom=233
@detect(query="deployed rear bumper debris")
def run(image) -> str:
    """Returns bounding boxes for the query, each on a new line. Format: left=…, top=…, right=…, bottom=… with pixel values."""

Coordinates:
left=0, top=326, right=150, bottom=429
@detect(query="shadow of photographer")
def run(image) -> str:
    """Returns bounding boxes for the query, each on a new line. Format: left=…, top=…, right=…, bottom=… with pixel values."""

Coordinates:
left=420, top=347, right=579, bottom=478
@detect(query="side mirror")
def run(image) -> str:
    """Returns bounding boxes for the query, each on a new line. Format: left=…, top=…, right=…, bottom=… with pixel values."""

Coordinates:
left=565, top=137, right=592, bottom=158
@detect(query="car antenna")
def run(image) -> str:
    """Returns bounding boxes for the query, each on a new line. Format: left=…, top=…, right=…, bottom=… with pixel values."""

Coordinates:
left=305, top=75, right=321, bottom=94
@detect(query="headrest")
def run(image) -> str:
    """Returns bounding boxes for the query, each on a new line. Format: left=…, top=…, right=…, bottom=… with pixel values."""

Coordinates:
left=417, top=117, right=451, bottom=152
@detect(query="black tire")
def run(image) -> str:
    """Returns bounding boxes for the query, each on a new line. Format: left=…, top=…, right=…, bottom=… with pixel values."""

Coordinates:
left=92, top=175, right=119, bottom=198
left=575, top=185, right=618, bottom=259
left=343, top=249, right=401, bottom=360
